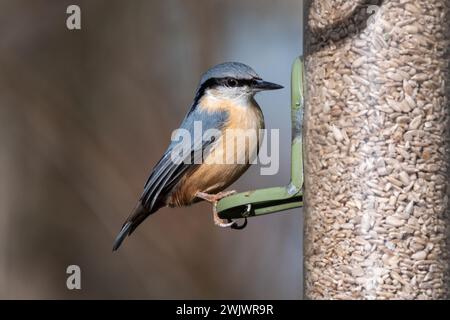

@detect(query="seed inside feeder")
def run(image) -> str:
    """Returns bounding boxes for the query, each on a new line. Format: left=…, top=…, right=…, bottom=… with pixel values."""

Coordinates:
left=304, top=0, right=450, bottom=300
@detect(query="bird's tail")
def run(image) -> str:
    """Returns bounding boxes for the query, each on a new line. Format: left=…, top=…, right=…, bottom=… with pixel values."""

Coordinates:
left=112, top=201, right=160, bottom=251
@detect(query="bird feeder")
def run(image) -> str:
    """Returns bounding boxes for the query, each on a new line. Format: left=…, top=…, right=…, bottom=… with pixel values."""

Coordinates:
left=303, top=0, right=450, bottom=299
left=218, top=0, right=450, bottom=300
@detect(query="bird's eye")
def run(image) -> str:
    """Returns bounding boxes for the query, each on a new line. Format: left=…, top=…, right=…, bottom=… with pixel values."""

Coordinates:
left=227, top=78, right=238, bottom=87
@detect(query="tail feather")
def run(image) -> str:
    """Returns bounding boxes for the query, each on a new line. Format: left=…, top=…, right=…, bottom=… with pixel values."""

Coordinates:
left=112, top=221, right=133, bottom=251
left=112, top=201, right=160, bottom=251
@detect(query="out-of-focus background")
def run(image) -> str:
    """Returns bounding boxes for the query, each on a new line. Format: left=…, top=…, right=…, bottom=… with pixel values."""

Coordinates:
left=0, top=0, right=303, bottom=299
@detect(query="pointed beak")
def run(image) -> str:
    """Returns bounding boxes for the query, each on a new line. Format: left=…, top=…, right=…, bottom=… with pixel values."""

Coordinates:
left=253, top=79, right=284, bottom=91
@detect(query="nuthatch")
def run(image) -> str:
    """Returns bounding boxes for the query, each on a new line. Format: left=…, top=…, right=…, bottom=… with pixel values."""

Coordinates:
left=113, top=62, right=283, bottom=250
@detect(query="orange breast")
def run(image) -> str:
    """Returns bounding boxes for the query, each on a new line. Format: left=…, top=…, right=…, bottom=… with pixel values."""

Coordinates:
left=167, top=97, right=264, bottom=207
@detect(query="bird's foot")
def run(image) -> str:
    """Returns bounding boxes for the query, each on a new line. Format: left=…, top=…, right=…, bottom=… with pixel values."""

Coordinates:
left=213, top=212, right=237, bottom=228
left=196, top=190, right=237, bottom=203
left=213, top=202, right=242, bottom=228
left=196, top=190, right=239, bottom=228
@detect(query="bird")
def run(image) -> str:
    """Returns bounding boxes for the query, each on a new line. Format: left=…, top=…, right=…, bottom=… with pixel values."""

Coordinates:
left=113, top=62, right=283, bottom=251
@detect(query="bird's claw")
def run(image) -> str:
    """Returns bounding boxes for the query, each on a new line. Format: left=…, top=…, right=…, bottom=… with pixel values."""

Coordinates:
left=213, top=204, right=236, bottom=227
left=229, top=218, right=248, bottom=230
left=197, top=190, right=247, bottom=230
left=226, top=204, right=250, bottom=229
left=214, top=217, right=247, bottom=229
left=215, top=219, right=237, bottom=228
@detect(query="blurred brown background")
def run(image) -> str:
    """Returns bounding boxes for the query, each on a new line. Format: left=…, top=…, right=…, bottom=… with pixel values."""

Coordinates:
left=0, top=0, right=303, bottom=299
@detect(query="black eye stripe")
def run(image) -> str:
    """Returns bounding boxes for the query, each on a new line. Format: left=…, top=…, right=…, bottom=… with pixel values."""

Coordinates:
left=199, top=77, right=258, bottom=90
left=194, top=77, right=260, bottom=104
left=220, top=77, right=257, bottom=87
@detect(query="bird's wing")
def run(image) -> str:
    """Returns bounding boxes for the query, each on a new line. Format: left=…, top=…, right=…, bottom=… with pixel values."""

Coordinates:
left=140, top=107, right=228, bottom=209
left=112, top=106, right=228, bottom=250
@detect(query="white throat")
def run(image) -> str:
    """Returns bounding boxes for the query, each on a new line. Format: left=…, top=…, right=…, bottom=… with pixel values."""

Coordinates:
left=204, top=86, right=254, bottom=107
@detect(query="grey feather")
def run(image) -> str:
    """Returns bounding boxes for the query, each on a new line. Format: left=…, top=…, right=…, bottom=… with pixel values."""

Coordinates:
left=140, top=107, right=228, bottom=209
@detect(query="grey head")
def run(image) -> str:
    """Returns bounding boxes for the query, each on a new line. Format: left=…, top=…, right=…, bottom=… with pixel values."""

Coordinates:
left=200, top=62, right=260, bottom=86
left=196, top=62, right=283, bottom=99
